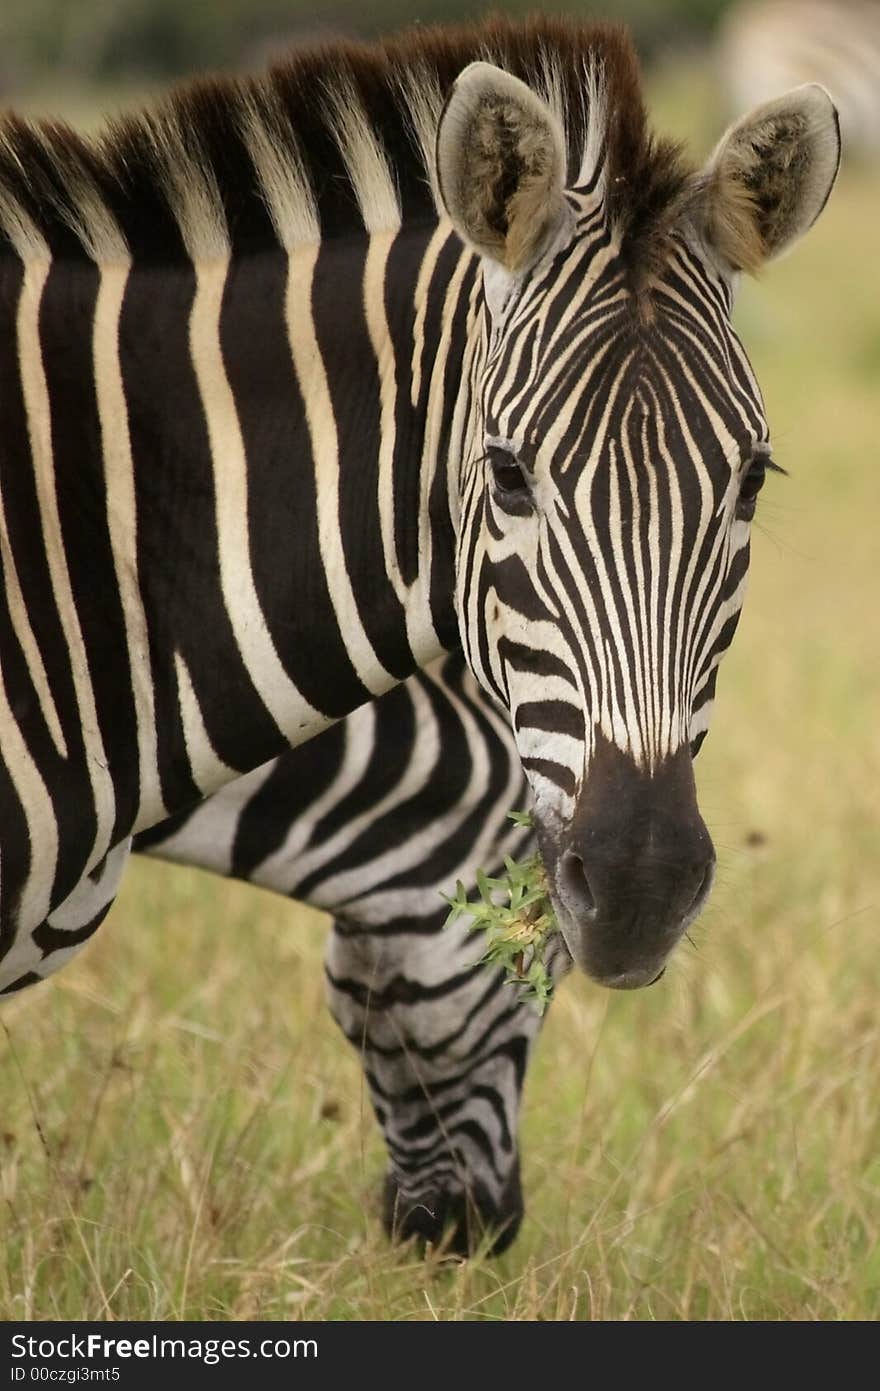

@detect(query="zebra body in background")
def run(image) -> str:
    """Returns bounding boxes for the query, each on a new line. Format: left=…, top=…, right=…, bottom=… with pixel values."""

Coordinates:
left=0, top=16, right=838, bottom=1250
left=720, top=0, right=880, bottom=158
left=137, top=652, right=560, bottom=1252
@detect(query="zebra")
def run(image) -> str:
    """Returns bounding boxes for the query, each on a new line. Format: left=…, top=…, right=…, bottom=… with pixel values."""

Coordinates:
left=719, top=0, right=880, bottom=158
left=136, top=651, right=556, bottom=1255
left=0, top=16, right=839, bottom=1245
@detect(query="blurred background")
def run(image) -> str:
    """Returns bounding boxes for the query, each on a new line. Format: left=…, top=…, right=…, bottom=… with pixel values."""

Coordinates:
left=1, top=0, right=878, bottom=1322
left=3, top=0, right=880, bottom=160
left=0, top=0, right=753, bottom=97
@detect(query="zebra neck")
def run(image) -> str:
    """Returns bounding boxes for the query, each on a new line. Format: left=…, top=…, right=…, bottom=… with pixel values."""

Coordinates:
left=159, top=220, right=481, bottom=799
left=141, top=225, right=479, bottom=817
left=1, top=216, right=484, bottom=846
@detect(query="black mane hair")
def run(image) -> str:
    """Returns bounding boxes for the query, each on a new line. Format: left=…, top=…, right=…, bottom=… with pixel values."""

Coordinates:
left=0, top=13, right=693, bottom=266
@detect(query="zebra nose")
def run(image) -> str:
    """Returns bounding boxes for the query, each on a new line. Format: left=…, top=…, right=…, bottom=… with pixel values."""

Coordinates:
left=555, top=835, right=715, bottom=987
left=557, top=841, right=713, bottom=927
left=548, top=736, right=716, bottom=988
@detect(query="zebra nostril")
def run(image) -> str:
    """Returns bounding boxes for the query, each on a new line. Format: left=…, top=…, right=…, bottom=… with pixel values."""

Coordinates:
left=558, top=850, right=597, bottom=920
left=684, top=858, right=716, bottom=920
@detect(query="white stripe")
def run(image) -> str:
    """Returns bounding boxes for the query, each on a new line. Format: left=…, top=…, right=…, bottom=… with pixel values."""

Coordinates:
left=284, top=678, right=441, bottom=899
left=174, top=651, right=237, bottom=793
left=568, top=351, right=646, bottom=757
left=0, top=717, right=57, bottom=990
left=146, top=759, right=276, bottom=876
left=18, top=258, right=116, bottom=874
left=630, top=404, right=660, bottom=765
left=411, top=224, right=451, bottom=407
left=607, top=436, right=647, bottom=765
left=190, top=257, right=327, bottom=750
left=94, top=261, right=165, bottom=831
left=250, top=702, right=378, bottom=889
left=364, top=231, right=406, bottom=605
left=318, top=670, right=521, bottom=916
left=0, top=481, right=67, bottom=758
left=285, top=245, right=397, bottom=693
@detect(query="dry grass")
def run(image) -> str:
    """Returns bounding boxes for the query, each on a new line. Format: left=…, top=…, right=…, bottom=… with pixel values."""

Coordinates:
left=1, top=68, right=878, bottom=1320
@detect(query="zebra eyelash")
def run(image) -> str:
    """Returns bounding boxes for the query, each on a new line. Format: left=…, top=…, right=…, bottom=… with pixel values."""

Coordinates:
left=481, top=441, right=535, bottom=511
left=748, top=439, right=787, bottom=475
left=736, top=451, right=786, bottom=522
left=745, top=452, right=788, bottom=483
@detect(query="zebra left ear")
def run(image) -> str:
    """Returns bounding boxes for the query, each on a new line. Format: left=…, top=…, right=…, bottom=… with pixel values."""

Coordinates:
left=696, top=84, right=840, bottom=274
left=435, top=62, right=569, bottom=274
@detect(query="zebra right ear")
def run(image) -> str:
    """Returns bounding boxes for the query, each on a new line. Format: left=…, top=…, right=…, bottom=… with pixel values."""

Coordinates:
left=435, top=62, right=569, bottom=275
left=697, top=84, right=841, bottom=274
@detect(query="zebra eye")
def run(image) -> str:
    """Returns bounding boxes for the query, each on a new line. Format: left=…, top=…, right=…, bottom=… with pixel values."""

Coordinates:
left=487, top=445, right=530, bottom=500
left=735, top=456, right=768, bottom=522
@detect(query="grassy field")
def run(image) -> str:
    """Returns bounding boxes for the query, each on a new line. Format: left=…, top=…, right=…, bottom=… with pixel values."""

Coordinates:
left=1, top=67, right=879, bottom=1321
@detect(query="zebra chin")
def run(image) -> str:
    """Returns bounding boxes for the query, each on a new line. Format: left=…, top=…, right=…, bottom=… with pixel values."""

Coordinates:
left=537, top=736, right=716, bottom=991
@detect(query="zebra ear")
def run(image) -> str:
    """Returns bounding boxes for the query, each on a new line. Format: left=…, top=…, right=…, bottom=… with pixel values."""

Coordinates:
left=435, top=62, right=568, bottom=274
left=698, top=84, right=840, bottom=274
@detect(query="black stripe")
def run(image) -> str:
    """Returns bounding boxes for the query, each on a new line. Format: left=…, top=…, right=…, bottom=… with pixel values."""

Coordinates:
left=294, top=676, right=446, bottom=899
left=521, top=756, right=577, bottom=797
left=427, top=242, right=475, bottom=649
left=231, top=723, right=348, bottom=878
left=313, top=236, right=414, bottom=680
left=31, top=896, right=114, bottom=958
left=0, top=259, right=97, bottom=910
left=360, top=670, right=520, bottom=896
left=499, top=638, right=576, bottom=685
left=0, top=749, right=30, bottom=964
left=386, top=223, right=438, bottom=586
left=217, top=247, right=371, bottom=719
left=515, top=700, right=583, bottom=740
left=314, top=681, right=417, bottom=844
left=324, top=961, right=484, bottom=1011
left=121, top=259, right=283, bottom=804
left=40, top=257, right=141, bottom=849
left=0, top=970, right=42, bottom=995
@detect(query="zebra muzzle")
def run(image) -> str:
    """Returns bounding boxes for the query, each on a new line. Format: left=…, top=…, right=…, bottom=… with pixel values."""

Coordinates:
left=541, top=737, right=716, bottom=990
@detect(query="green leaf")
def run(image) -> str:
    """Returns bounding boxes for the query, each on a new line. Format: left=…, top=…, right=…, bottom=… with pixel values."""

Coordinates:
left=441, top=810, right=559, bottom=1016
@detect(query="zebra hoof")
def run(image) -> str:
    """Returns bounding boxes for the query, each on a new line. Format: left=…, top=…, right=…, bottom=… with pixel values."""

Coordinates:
left=382, top=1164, right=523, bottom=1257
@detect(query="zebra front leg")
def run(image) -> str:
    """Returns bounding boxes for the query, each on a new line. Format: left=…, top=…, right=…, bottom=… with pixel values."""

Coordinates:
left=325, top=903, right=569, bottom=1256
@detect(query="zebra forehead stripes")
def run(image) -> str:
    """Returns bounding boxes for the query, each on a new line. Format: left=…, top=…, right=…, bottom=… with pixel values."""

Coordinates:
left=462, top=218, right=766, bottom=789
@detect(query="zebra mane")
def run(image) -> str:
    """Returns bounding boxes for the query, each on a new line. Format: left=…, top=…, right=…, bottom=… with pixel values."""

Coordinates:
left=0, top=14, right=692, bottom=267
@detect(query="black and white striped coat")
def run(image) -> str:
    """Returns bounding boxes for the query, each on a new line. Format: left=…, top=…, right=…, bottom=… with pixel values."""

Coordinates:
left=138, top=653, right=553, bottom=1252
left=0, top=17, right=839, bottom=1250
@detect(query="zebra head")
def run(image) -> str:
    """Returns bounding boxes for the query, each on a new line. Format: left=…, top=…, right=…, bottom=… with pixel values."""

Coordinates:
left=437, top=66, right=839, bottom=988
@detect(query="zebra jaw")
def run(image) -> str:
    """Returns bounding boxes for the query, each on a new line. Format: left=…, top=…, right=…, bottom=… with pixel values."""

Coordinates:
left=533, top=737, right=716, bottom=990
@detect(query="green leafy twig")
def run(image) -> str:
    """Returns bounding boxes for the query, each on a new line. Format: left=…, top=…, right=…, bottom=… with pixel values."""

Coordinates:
left=442, top=811, right=558, bottom=1015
